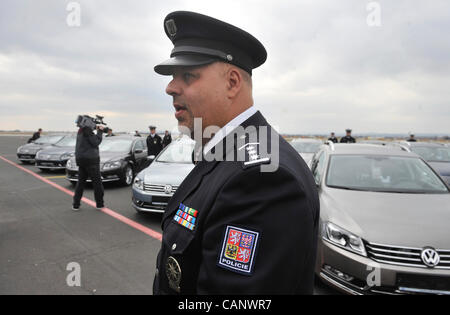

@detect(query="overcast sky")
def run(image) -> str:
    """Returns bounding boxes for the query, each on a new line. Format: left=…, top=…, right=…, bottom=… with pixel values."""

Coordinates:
left=0, top=0, right=449, bottom=135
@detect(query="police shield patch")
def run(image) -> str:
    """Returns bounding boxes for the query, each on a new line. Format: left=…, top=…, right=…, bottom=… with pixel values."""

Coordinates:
left=218, top=226, right=259, bottom=275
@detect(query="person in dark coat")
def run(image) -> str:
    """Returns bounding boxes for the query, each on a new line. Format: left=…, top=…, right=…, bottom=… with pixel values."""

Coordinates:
left=146, top=126, right=163, bottom=156
left=407, top=134, right=417, bottom=142
left=72, top=125, right=104, bottom=211
left=340, top=129, right=356, bottom=143
left=152, top=11, right=320, bottom=295
left=105, top=128, right=115, bottom=137
left=328, top=132, right=338, bottom=143
left=28, top=128, right=42, bottom=143
left=162, top=130, right=172, bottom=148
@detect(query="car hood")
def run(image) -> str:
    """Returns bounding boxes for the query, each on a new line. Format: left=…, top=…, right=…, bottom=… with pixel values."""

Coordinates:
left=38, top=146, right=75, bottom=156
left=19, top=143, right=53, bottom=153
left=99, top=152, right=128, bottom=163
left=141, top=161, right=195, bottom=186
left=321, top=188, right=450, bottom=248
left=428, top=161, right=450, bottom=177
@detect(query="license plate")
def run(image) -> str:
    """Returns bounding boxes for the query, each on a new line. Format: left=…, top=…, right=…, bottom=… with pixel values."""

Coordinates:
left=397, top=273, right=450, bottom=291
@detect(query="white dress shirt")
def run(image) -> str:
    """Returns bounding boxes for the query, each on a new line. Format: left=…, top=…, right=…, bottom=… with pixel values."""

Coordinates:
left=203, top=106, right=257, bottom=155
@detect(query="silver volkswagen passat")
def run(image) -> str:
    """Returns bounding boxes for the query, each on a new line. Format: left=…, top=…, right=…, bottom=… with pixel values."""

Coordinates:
left=132, top=136, right=195, bottom=213
left=311, top=143, right=450, bottom=295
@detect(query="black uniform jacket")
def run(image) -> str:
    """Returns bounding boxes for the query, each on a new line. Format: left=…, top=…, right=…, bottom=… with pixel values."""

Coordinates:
left=163, top=134, right=172, bottom=148
left=328, top=137, right=338, bottom=144
left=153, top=111, right=319, bottom=295
left=340, top=136, right=356, bottom=143
left=147, top=134, right=163, bottom=156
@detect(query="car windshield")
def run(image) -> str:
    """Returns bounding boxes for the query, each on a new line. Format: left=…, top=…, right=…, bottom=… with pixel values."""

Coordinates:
left=157, top=139, right=195, bottom=164
left=290, top=141, right=322, bottom=153
left=34, top=135, right=64, bottom=145
left=99, top=138, right=133, bottom=153
left=410, top=146, right=450, bottom=163
left=326, top=155, right=448, bottom=194
left=55, top=136, right=77, bottom=147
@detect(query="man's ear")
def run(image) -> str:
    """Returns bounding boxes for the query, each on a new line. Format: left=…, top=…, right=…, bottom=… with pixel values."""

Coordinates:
left=226, top=67, right=243, bottom=97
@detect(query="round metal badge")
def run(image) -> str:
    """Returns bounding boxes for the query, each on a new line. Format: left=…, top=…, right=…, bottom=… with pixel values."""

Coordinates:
left=166, top=256, right=181, bottom=293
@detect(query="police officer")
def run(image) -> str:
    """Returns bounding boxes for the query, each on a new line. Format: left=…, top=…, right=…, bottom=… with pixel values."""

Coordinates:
left=328, top=132, right=338, bottom=143
left=162, top=130, right=172, bottom=148
left=407, top=134, right=417, bottom=142
left=340, top=129, right=356, bottom=143
left=105, top=128, right=115, bottom=137
left=147, top=126, right=163, bottom=157
left=72, top=124, right=105, bottom=211
left=152, top=11, right=319, bottom=295
left=28, top=128, right=42, bottom=143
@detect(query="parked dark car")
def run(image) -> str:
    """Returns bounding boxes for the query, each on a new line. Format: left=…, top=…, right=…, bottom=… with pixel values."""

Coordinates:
left=35, top=135, right=77, bottom=171
left=66, top=136, right=148, bottom=186
left=16, top=134, right=65, bottom=163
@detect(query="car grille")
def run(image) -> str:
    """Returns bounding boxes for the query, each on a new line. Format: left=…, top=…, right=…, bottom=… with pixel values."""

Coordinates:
left=134, top=196, right=171, bottom=211
left=143, top=184, right=179, bottom=194
left=366, top=242, right=450, bottom=270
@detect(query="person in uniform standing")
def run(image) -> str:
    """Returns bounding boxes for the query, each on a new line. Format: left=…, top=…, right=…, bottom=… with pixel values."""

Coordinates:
left=147, top=126, right=163, bottom=156
left=407, top=134, right=417, bottom=142
left=340, top=129, right=356, bottom=143
left=162, top=130, right=172, bottom=148
left=152, top=11, right=319, bottom=295
left=105, top=128, right=115, bottom=137
left=328, top=132, right=338, bottom=143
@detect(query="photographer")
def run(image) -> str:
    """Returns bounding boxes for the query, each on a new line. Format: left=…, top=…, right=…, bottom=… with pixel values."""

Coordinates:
left=72, top=124, right=105, bottom=211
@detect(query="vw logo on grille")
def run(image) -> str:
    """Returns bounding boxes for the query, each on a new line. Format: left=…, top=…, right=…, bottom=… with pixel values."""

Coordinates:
left=164, top=185, right=173, bottom=194
left=421, top=247, right=440, bottom=268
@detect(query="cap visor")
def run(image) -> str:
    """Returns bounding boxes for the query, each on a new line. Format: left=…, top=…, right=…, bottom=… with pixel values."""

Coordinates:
left=154, top=55, right=217, bottom=75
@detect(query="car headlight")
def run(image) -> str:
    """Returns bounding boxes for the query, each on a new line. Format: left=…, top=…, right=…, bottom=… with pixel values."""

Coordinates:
left=323, top=222, right=367, bottom=257
left=17, top=146, right=23, bottom=154
left=66, top=159, right=78, bottom=170
left=102, top=160, right=122, bottom=170
left=60, top=153, right=73, bottom=161
left=133, top=177, right=144, bottom=190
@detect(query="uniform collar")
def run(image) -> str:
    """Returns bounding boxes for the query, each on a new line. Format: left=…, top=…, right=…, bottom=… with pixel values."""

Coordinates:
left=203, top=106, right=257, bottom=155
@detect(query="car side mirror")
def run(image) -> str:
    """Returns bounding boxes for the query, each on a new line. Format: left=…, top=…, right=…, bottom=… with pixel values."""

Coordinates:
left=147, top=155, right=155, bottom=161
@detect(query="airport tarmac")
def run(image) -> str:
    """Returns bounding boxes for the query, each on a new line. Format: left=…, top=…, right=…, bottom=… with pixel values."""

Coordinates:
left=0, top=135, right=336, bottom=295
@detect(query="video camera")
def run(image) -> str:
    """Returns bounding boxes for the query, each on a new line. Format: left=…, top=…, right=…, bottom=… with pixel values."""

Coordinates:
left=75, top=115, right=109, bottom=133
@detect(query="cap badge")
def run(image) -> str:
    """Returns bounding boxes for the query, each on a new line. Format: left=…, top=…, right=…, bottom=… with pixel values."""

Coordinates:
left=165, top=19, right=177, bottom=37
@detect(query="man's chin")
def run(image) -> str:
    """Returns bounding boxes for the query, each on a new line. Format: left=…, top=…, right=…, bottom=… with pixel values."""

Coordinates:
left=177, top=122, right=194, bottom=138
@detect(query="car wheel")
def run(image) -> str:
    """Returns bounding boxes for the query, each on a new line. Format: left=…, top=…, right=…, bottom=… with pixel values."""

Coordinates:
left=120, top=165, right=134, bottom=186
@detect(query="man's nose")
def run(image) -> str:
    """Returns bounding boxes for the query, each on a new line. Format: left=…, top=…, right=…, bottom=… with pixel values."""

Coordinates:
left=166, top=78, right=181, bottom=96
